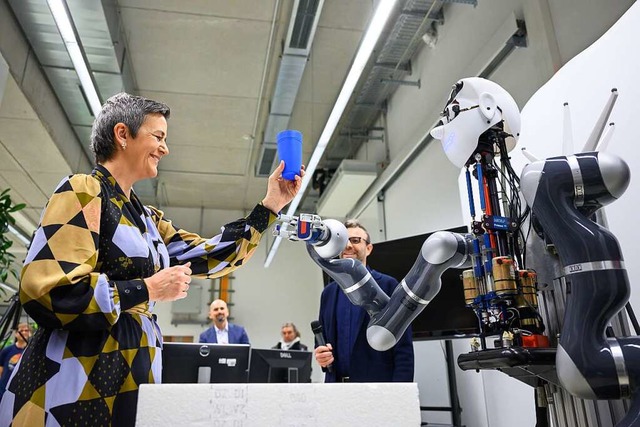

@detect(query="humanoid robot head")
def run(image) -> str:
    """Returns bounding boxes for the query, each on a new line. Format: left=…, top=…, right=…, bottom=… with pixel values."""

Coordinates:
left=430, top=77, right=521, bottom=168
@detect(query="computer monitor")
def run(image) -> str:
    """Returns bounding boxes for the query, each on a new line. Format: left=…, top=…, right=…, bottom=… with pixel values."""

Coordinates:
left=248, top=348, right=312, bottom=383
left=162, top=342, right=250, bottom=384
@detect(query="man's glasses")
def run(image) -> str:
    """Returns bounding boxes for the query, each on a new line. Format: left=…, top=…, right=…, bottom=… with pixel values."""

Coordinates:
left=348, top=237, right=369, bottom=245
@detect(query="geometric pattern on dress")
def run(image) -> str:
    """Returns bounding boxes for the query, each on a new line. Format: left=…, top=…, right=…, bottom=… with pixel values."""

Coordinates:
left=4, top=165, right=276, bottom=427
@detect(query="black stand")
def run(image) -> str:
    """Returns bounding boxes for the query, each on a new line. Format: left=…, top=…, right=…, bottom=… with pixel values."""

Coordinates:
left=0, top=292, right=23, bottom=350
left=458, top=347, right=557, bottom=427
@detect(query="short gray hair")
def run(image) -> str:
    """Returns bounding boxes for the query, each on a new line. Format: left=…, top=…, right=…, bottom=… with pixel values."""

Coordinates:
left=90, top=92, right=170, bottom=164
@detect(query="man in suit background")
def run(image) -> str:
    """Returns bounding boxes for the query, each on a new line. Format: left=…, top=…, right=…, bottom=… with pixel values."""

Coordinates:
left=313, top=219, right=414, bottom=382
left=199, top=299, right=250, bottom=344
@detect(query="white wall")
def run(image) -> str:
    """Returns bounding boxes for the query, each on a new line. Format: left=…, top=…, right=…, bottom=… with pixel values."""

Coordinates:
left=512, top=2, right=640, bottom=314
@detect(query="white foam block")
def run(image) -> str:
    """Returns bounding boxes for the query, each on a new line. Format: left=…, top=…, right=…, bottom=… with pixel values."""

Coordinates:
left=136, top=383, right=420, bottom=426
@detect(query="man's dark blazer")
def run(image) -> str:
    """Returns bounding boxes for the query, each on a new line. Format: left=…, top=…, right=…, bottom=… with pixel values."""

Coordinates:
left=318, top=268, right=414, bottom=382
left=199, top=323, right=250, bottom=344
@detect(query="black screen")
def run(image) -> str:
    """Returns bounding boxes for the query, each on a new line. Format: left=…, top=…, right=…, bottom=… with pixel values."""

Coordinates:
left=248, top=348, right=312, bottom=383
left=162, top=343, right=250, bottom=383
left=366, top=226, right=480, bottom=340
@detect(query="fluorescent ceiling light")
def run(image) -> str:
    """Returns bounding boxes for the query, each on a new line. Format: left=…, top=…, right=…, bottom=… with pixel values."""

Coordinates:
left=264, top=0, right=398, bottom=267
left=47, top=0, right=102, bottom=116
left=8, top=224, right=30, bottom=246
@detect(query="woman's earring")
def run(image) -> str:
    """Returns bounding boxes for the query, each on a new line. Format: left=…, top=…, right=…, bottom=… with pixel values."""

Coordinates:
left=121, top=143, right=126, bottom=150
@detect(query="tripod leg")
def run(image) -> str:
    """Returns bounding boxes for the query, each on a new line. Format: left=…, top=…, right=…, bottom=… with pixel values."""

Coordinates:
left=0, top=293, right=22, bottom=348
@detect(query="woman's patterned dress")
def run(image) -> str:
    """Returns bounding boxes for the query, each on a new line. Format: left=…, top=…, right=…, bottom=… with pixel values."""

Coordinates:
left=0, top=165, right=275, bottom=426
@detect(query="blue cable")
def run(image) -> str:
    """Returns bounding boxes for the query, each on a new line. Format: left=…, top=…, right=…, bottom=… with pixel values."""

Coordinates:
left=465, top=168, right=476, bottom=218
left=476, top=162, right=486, bottom=211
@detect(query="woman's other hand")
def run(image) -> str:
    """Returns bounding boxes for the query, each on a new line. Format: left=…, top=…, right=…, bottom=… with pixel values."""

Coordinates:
left=261, top=160, right=304, bottom=213
left=144, top=261, right=192, bottom=302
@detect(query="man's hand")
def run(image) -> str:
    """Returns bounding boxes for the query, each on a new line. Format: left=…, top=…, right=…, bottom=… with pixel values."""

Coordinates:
left=314, top=343, right=334, bottom=368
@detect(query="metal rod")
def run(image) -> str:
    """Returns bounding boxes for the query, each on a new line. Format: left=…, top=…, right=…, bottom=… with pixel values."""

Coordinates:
left=445, top=340, right=463, bottom=426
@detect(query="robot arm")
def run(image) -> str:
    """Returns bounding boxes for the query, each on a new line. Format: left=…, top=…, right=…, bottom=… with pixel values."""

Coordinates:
left=275, top=213, right=390, bottom=316
left=275, top=214, right=480, bottom=356
left=301, top=223, right=474, bottom=352
left=306, top=246, right=390, bottom=316
left=367, top=232, right=473, bottom=351
left=521, top=152, right=637, bottom=401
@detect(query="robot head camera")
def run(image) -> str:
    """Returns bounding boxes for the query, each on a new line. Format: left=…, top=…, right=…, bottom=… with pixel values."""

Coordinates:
left=430, top=77, right=521, bottom=168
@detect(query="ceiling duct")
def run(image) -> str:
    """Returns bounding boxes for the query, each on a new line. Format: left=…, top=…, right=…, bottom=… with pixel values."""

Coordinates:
left=323, top=0, right=448, bottom=166
left=255, top=0, right=324, bottom=177
left=316, top=159, right=378, bottom=219
left=6, top=0, right=158, bottom=202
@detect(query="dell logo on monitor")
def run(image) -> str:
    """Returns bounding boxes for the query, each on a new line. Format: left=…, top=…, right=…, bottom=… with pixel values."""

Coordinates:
left=199, top=346, right=211, bottom=357
left=280, top=352, right=292, bottom=359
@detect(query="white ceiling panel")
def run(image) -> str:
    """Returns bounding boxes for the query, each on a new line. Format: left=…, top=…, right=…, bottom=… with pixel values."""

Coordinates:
left=118, top=0, right=280, bottom=21
left=0, top=117, right=71, bottom=175
left=201, top=208, right=246, bottom=235
left=21, top=207, right=45, bottom=226
left=318, top=0, right=373, bottom=32
left=289, top=99, right=333, bottom=153
left=141, top=91, right=255, bottom=149
left=297, top=25, right=366, bottom=105
left=0, top=76, right=38, bottom=120
left=159, top=143, right=250, bottom=176
left=161, top=178, right=248, bottom=210
left=30, top=172, right=70, bottom=197
left=0, top=143, right=21, bottom=172
left=294, top=0, right=374, bottom=106
left=121, top=7, right=273, bottom=98
left=242, top=185, right=270, bottom=212
left=0, top=170, right=49, bottom=207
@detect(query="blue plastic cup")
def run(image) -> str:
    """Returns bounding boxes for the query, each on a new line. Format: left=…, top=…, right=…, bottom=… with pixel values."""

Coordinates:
left=276, top=129, right=302, bottom=181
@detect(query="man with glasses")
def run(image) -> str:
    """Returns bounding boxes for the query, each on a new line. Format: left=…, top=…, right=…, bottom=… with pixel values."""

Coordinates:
left=0, top=323, right=31, bottom=400
left=313, top=220, right=414, bottom=383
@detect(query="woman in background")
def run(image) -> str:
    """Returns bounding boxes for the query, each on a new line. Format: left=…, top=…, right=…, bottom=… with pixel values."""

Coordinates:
left=273, top=322, right=308, bottom=351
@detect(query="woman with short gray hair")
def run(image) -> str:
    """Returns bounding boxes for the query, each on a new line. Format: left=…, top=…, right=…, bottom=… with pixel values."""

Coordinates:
left=0, top=92, right=303, bottom=426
